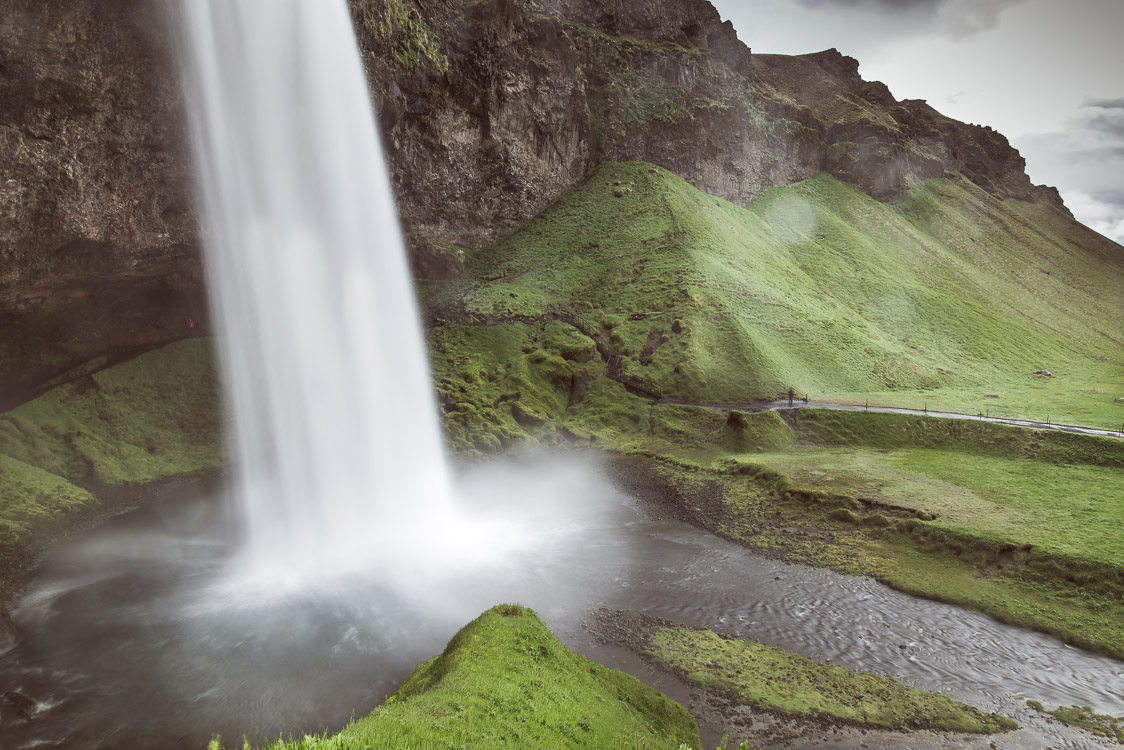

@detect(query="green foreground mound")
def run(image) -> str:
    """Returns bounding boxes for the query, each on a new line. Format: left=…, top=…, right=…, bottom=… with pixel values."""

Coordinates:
left=242, top=605, right=700, bottom=750
left=597, top=612, right=1016, bottom=735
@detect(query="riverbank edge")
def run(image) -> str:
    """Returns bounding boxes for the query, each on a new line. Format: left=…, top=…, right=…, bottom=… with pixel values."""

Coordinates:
left=0, top=468, right=228, bottom=640
left=605, top=448, right=1124, bottom=661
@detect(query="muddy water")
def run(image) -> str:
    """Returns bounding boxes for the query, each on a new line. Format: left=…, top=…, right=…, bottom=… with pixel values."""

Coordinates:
left=0, top=459, right=1119, bottom=749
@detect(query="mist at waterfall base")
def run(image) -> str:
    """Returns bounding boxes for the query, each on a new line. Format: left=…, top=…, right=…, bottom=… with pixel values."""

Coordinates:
left=179, top=0, right=569, bottom=608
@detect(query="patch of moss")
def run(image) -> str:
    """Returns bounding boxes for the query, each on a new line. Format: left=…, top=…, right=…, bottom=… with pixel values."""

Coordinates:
left=0, top=338, right=224, bottom=488
left=236, top=605, right=700, bottom=750
left=0, top=454, right=97, bottom=554
left=1024, top=701, right=1124, bottom=744
left=605, top=612, right=1016, bottom=734
left=716, top=410, right=795, bottom=453
left=359, top=0, right=450, bottom=74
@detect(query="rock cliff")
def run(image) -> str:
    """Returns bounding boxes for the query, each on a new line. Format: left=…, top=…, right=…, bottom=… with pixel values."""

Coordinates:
left=0, top=0, right=1074, bottom=401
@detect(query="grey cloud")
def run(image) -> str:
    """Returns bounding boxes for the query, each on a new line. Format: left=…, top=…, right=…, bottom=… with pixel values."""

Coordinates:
left=1017, top=106, right=1124, bottom=243
left=935, top=0, right=1028, bottom=39
left=794, top=0, right=941, bottom=11
left=1083, top=97, right=1124, bottom=109
left=791, top=0, right=1026, bottom=40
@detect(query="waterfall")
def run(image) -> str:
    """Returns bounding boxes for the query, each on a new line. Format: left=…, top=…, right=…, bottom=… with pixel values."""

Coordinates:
left=178, top=0, right=453, bottom=580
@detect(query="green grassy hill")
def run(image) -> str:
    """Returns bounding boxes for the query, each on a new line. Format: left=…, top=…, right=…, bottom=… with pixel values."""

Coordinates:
left=425, top=161, right=1122, bottom=431
left=240, top=605, right=700, bottom=750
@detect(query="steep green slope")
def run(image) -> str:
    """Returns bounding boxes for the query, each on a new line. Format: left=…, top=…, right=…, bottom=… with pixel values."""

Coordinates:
left=242, top=605, right=700, bottom=750
left=425, top=161, right=1122, bottom=429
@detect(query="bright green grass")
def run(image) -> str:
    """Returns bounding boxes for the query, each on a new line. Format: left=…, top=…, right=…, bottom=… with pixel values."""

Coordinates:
left=748, top=446, right=1124, bottom=568
left=0, top=453, right=97, bottom=551
left=231, top=605, right=700, bottom=750
left=0, top=338, right=224, bottom=487
left=627, top=616, right=1016, bottom=734
left=424, top=162, right=1123, bottom=429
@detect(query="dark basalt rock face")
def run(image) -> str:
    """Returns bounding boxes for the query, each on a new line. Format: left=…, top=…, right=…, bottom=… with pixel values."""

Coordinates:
left=0, top=0, right=207, bottom=407
left=0, top=0, right=1071, bottom=401
left=756, top=48, right=1069, bottom=208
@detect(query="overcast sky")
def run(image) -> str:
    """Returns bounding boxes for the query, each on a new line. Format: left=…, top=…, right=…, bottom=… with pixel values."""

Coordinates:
left=708, top=0, right=1124, bottom=244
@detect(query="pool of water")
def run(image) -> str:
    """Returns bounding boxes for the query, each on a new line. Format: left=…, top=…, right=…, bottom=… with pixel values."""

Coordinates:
left=1, top=456, right=1119, bottom=749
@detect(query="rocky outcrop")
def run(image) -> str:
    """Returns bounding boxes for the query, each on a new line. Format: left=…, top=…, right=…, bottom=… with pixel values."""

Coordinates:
left=0, top=0, right=1074, bottom=401
left=356, top=0, right=820, bottom=255
left=753, top=49, right=1070, bottom=208
left=0, top=0, right=207, bottom=406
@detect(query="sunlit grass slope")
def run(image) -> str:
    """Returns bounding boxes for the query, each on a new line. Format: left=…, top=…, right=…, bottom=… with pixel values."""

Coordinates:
left=244, top=605, right=700, bottom=750
left=425, top=161, right=1123, bottom=428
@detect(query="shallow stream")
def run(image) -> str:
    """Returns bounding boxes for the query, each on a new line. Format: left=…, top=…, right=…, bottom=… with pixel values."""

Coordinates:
left=1, top=457, right=1119, bottom=749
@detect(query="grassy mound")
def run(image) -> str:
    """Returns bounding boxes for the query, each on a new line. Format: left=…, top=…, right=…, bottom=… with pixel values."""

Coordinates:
left=241, top=605, right=700, bottom=750
left=598, top=612, right=1016, bottom=735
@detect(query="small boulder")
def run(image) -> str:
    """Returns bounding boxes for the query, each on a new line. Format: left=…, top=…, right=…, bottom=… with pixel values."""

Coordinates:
left=1034, top=369, right=1052, bottom=377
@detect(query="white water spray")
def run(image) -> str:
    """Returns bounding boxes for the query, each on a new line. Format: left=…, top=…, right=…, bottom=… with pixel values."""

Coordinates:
left=179, top=0, right=455, bottom=581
